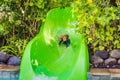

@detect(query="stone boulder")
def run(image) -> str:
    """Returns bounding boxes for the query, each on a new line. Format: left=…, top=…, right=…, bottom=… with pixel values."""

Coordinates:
left=0, top=52, right=9, bottom=63
left=109, top=49, right=120, bottom=59
left=95, top=50, right=109, bottom=60
left=0, top=62, right=5, bottom=64
left=118, top=59, right=120, bottom=65
left=91, top=55, right=104, bottom=65
left=7, top=56, right=21, bottom=65
left=111, top=65, right=120, bottom=68
left=97, top=64, right=108, bottom=68
left=105, top=57, right=117, bottom=66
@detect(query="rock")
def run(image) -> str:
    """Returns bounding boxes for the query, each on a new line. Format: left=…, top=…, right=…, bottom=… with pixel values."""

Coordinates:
left=90, top=63, right=95, bottom=68
left=91, top=55, right=104, bottom=65
left=0, top=62, right=5, bottom=64
left=95, top=50, right=109, bottom=59
left=97, top=64, right=107, bottom=68
left=7, top=56, right=21, bottom=65
left=111, top=65, right=120, bottom=68
left=0, top=52, right=9, bottom=63
left=118, top=59, right=120, bottom=65
left=105, top=57, right=117, bottom=66
left=109, top=49, right=120, bottom=59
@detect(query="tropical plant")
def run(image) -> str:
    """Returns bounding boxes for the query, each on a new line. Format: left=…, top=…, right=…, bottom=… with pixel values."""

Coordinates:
left=73, top=0, right=120, bottom=52
left=0, top=0, right=73, bottom=57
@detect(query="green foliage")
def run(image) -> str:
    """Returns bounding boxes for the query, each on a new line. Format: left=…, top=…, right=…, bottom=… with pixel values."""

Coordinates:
left=0, top=39, right=27, bottom=58
left=0, top=0, right=73, bottom=57
left=73, top=0, right=120, bottom=52
left=0, top=0, right=119, bottom=57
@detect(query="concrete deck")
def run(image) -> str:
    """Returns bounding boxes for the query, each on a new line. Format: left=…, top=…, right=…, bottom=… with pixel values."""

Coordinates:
left=0, top=64, right=19, bottom=80
left=88, top=68, right=120, bottom=80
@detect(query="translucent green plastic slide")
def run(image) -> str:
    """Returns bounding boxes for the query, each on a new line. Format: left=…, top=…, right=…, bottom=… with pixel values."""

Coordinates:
left=20, top=7, right=89, bottom=80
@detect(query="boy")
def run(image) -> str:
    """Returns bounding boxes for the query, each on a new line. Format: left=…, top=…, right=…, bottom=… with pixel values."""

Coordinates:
left=58, top=34, right=70, bottom=48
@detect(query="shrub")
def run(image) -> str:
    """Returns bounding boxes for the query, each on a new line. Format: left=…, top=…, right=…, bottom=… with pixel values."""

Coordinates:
left=0, top=0, right=73, bottom=57
left=73, top=0, right=120, bottom=52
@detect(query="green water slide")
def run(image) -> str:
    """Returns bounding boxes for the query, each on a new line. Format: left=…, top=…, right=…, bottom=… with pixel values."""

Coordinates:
left=20, top=7, right=89, bottom=80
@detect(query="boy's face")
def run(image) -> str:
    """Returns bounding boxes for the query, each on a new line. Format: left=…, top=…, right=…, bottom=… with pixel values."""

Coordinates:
left=63, top=36, right=67, bottom=41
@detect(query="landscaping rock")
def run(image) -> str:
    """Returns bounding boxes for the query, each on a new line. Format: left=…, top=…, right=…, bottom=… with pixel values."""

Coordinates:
left=105, top=57, right=117, bottom=66
left=91, top=55, right=104, bottom=65
left=0, top=52, right=9, bottom=63
left=97, top=64, right=107, bottom=68
left=111, top=65, right=120, bottom=68
left=109, top=49, right=120, bottom=59
left=7, top=56, right=21, bottom=65
left=95, top=50, right=109, bottom=60
left=117, top=59, right=120, bottom=65
left=118, top=59, right=120, bottom=65
left=0, top=62, right=5, bottom=64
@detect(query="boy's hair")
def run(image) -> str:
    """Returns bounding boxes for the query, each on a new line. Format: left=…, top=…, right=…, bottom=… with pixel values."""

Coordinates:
left=64, top=34, right=69, bottom=39
left=58, top=34, right=69, bottom=40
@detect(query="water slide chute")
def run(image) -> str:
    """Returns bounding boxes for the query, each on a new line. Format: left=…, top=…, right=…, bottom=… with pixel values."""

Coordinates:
left=20, top=7, right=89, bottom=80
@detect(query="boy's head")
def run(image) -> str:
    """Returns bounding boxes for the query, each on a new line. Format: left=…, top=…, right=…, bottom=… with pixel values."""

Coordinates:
left=63, top=34, right=69, bottom=41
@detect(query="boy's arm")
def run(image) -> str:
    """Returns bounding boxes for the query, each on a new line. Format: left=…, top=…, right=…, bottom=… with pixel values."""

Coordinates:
left=58, top=39, right=63, bottom=45
left=65, top=39, right=70, bottom=48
